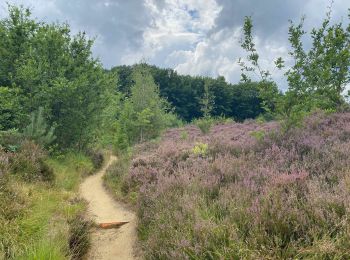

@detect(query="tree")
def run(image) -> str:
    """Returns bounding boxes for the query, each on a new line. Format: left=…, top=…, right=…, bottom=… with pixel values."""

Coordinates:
left=200, top=79, right=215, bottom=118
left=112, top=64, right=267, bottom=122
left=238, top=16, right=283, bottom=116
left=116, top=65, right=170, bottom=147
left=285, top=7, right=350, bottom=113
left=0, top=87, right=23, bottom=130
left=0, top=5, right=116, bottom=150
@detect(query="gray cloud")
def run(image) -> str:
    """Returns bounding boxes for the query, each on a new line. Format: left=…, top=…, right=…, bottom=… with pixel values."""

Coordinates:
left=214, top=0, right=349, bottom=42
left=1, top=0, right=152, bottom=67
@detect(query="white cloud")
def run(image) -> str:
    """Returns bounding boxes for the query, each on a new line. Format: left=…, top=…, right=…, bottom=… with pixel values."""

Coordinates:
left=121, top=0, right=222, bottom=64
left=168, top=27, right=289, bottom=89
left=121, top=0, right=291, bottom=89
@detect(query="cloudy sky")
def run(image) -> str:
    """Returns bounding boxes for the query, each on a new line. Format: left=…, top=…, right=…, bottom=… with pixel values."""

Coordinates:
left=1, top=0, right=349, bottom=89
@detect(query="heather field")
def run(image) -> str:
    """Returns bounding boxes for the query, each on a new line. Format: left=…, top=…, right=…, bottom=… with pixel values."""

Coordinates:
left=2, top=2, right=350, bottom=259
left=105, top=112, right=350, bottom=259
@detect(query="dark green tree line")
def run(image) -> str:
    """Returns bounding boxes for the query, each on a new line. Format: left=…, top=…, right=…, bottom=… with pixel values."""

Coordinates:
left=110, top=64, right=266, bottom=122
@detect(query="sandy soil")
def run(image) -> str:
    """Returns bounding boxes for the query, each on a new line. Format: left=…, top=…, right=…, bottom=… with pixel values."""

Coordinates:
left=80, top=155, right=139, bottom=260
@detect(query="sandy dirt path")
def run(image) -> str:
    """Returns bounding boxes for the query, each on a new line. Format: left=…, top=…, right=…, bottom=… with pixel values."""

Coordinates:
left=80, top=155, right=139, bottom=260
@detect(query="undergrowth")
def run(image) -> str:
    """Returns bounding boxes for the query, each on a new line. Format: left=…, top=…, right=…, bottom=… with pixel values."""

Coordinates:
left=0, top=144, right=95, bottom=259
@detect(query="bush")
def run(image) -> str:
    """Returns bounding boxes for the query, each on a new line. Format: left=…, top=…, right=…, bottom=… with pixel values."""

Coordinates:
left=68, top=215, right=92, bottom=260
left=193, top=117, right=214, bottom=134
left=280, top=107, right=309, bottom=133
left=249, top=130, right=265, bottom=142
left=192, top=143, right=208, bottom=157
left=180, top=130, right=188, bottom=140
left=10, top=141, right=54, bottom=182
left=164, top=112, right=183, bottom=128
left=38, top=160, right=55, bottom=182
left=0, top=130, right=24, bottom=152
left=86, top=149, right=104, bottom=170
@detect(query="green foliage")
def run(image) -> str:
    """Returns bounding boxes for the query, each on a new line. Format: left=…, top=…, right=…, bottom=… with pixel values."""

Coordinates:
left=23, top=107, right=55, bottom=147
left=98, top=90, right=122, bottom=149
left=112, top=64, right=266, bottom=122
left=200, top=79, right=215, bottom=117
left=238, top=9, right=350, bottom=122
left=284, top=8, right=350, bottom=114
left=250, top=130, right=265, bottom=142
left=238, top=16, right=283, bottom=117
left=0, top=87, right=23, bottom=130
left=1, top=149, right=93, bottom=259
left=0, top=5, right=116, bottom=150
left=163, top=112, right=184, bottom=128
left=193, top=117, right=214, bottom=134
left=104, top=153, right=132, bottom=203
left=239, top=16, right=282, bottom=82
left=180, top=130, right=188, bottom=140
left=116, top=64, right=176, bottom=148
left=280, top=107, right=309, bottom=133
left=192, top=143, right=208, bottom=157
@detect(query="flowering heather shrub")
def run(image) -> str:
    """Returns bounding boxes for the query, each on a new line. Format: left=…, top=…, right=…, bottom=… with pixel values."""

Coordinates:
left=111, top=112, right=350, bottom=259
left=9, top=141, right=54, bottom=182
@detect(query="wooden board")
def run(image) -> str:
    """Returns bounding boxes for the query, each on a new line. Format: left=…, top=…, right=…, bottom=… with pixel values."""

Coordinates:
left=97, top=221, right=129, bottom=229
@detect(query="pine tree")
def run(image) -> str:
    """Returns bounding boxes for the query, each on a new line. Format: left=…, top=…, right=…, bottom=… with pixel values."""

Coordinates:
left=23, top=107, right=55, bottom=146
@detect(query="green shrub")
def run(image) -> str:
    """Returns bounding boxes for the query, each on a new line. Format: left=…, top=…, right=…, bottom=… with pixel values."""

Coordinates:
left=280, top=107, right=309, bottom=133
left=250, top=130, right=265, bottom=142
left=164, top=112, right=183, bottom=128
left=194, top=117, right=214, bottom=134
left=192, top=143, right=209, bottom=157
left=180, top=130, right=188, bottom=140
left=212, top=115, right=235, bottom=124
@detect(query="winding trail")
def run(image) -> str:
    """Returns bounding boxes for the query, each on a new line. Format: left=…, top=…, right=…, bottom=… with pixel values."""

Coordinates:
left=80, top=155, right=138, bottom=260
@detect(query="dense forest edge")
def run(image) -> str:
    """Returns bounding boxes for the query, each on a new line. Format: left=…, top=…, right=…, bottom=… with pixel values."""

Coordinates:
left=1, top=3, right=350, bottom=259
